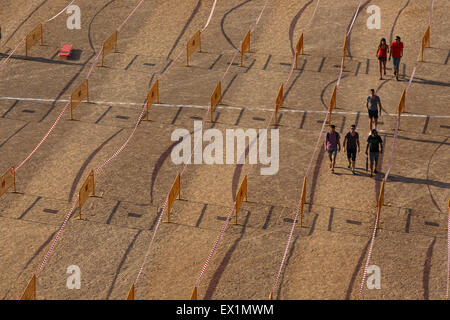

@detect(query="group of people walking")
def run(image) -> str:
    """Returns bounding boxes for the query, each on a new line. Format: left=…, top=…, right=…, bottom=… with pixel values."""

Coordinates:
left=325, top=88, right=384, bottom=178
left=323, top=36, right=403, bottom=177
left=324, top=124, right=383, bottom=178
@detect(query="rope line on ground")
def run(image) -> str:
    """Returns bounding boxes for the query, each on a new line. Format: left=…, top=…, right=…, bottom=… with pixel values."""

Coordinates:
left=29, top=0, right=158, bottom=280
left=271, top=0, right=363, bottom=298
left=358, top=0, right=435, bottom=300
left=130, top=0, right=222, bottom=287
left=191, top=0, right=272, bottom=290
left=0, top=0, right=76, bottom=68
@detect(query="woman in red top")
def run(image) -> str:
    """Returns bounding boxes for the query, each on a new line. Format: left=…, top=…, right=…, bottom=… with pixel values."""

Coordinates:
left=376, top=38, right=389, bottom=80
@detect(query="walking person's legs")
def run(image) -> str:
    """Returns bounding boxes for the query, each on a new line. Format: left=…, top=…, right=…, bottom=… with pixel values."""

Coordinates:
left=393, top=57, right=400, bottom=80
left=373, top=152, right=379, bottom=173
left=346, top=150, right=352, bottom=168
left=351, top=150, right=357, bottom=173
left=392, top=57, right=397, bottom=75
left=347, top=149, right=357, bottom=174
left=327, top=149, right=333, bottom=168
left=369, top=110, right=377, bottom=131
left=369, top=151, right=375, bottom=177
left=328, top=149, right=337, bottom=172
left=331, top=150, right=337, bottom=172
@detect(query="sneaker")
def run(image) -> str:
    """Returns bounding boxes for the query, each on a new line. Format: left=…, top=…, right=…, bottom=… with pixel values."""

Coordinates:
left=374, top=169, right=378, bottom=174
left=352, top=170, right=356, bottom=175
left=348, top=164, right=351, bottom=169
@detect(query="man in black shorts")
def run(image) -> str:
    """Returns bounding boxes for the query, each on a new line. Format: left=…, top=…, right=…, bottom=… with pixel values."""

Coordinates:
left=343, top=124, right=360, bottom=175
left=365, top=129, right=383, bottom=178
left=366, top=89, right=383, bottom=132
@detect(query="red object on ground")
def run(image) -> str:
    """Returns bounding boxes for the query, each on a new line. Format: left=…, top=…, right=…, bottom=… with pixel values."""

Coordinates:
left=59, top=44, right=72, bottom=59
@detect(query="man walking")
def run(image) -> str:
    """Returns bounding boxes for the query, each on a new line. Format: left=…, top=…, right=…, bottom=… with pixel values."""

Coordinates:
left=324, top=124, right=341, bottom=173
left=365, top=129, right=383, bottom=178
left=343, top=124, right=360, bottom=175
left=366, top=89, right=383, bottom=132
left=389, top=35, right=404, bottom=81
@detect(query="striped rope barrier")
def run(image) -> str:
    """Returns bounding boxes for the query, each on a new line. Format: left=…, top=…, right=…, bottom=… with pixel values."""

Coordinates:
left=284, top=0, right=321, bottom=87
left=191, top=0, right=271, bottom=294
left=11, top=0, right=151, bottom=176
left=271, top=0, right=363, bottom=299
left=28, top=0, right=160, bottom=283
left=0, top=0, right=77, bottom=68
left=358, top=0, right=435, bottom=299
left=130, top=0, right=222, bottom=289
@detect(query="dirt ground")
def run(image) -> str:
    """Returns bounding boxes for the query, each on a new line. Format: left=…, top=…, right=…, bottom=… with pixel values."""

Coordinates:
left=0, top=0, right=449, bottom=300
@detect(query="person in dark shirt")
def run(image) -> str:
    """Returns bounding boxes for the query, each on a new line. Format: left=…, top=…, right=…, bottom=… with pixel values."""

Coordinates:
left=365, top=129, right=383, bottom=177
left=366, top=89, right=383, bottom=132
left=343, top=124, right=360, bottom=175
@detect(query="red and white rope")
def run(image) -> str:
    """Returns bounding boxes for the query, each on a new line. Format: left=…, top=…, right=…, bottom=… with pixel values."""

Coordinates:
left=132, top=0, right=270, bottom=291
left=271, top=107, right=329, bottom=294
left=13, top=0, right=150, bottom=173
left=284, top=0, right=321, bottom=87
left=202, top=0, right=218, bottom=32
left=358, top=2, right=434, bottom=296
left=307, top=0, right=321, bottom=28
left=250, top=0, right=269, bottom=33
left=46, top=0, right=77, bottom=22
left=358, top=207, right=380, bottom=299
left=35, top=195, right=79, bottom=278
left=94, top=104, right=146, bottom=174
left=0, top=0, right=77, bottom=68
left=15, top=101, right=70, bottom=172
left=133, top=0, right=221, bottom=287
left=0, top=38, right=25, bottom=68
left=347, top=0, right=363, bottom=38
left=191, top=0, right=272, bottom=291
left=117, top=0, right=146, bottom=33
left=271, top=0, right=364, bottom=298
left=86, top=49, right=103, bottom=79
left=336, top=0, right=363, bottom=87
left=29, top=0, right=158, bottom=280
left=429, top=0, right=434, bottom=28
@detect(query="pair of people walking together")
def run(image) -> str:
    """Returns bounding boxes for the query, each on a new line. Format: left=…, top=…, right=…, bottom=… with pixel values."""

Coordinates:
left=376, top=36, right=404, bottom=81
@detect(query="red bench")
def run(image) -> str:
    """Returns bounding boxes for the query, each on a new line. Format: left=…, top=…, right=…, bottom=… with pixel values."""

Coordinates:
left=59, top=44, right=72, bottom=59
